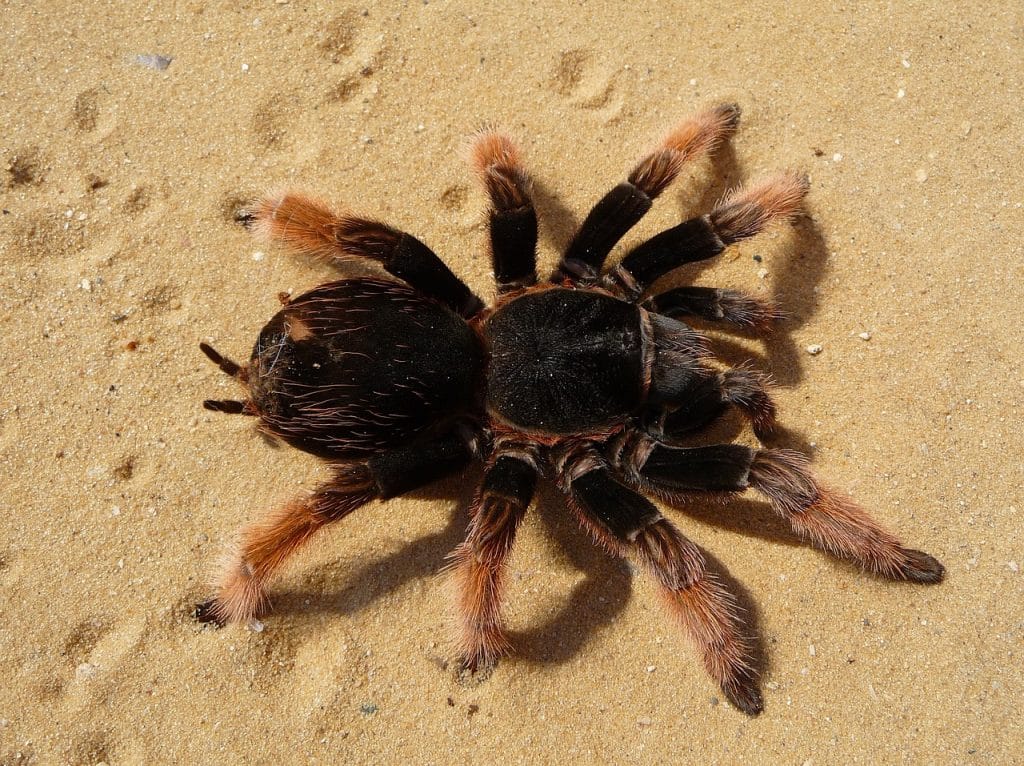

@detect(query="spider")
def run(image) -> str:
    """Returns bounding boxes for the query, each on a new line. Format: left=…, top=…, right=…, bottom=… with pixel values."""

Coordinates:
left=195, top=104, right=944, bottom=715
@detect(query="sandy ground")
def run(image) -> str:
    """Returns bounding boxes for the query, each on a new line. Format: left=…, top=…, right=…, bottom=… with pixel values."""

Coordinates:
left=1, top=1, right=1022, bottom=763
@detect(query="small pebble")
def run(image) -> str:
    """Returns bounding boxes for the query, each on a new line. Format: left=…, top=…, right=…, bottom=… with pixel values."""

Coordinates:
left=111, top=506, right=121, bottom=517
left=806, top=344, right=823, bottom=355
left=80, top=278, right=92, bottom=292
left=241, top=63, right=250, bottom=72
left=832, top=152, right=843, bottom=163
left=858, top=331, right=872, bottom=340
left=252, top=251, right=265, bottom=261
left=915, top=168, right=929, bottom=183
left=76, top=662, right=98, bottom=679
left=1008, top=561, right=1019, bottom=573
left=961, top=121, right=972, bottom=137
left=809, top=644, right=816, bottom=657
left=249, top=619, right=265, bottom=632
left=645, top=665, right=656, bottom=673
left=637, top=716, right=653, bottom=727
left=757, top=268, right=769, bottom=279
left=896, top=88, right=906, bottom=99
left=135, top=53, right=173, bottom=70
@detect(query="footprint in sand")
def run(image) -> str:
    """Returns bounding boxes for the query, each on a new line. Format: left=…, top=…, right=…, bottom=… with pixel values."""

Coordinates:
left=5, top=145, right=47, bottom=188
left=549, top=48, right=626, bottom=122
left=9, top=206, right=88, bottom=265
left=440, top=184, right=469, bottom=213
left=72, top=88, right=101, bottom=132
left=62, top=615, right=147, bottom=703
left=318, top=9, right=364, bottom=64
left=318, top=9, right=389, bottom=107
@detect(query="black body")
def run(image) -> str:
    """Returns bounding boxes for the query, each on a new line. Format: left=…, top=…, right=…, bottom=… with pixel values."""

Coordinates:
left=485, top=288, right=644, bottom=433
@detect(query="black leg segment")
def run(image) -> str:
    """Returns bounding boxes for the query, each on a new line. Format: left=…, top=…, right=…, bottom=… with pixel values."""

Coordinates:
left=451, top=442, right=539, bottom=673
left=553, top=104, right=740, bottom=285
left=654, top=366, right=777, bottom=441
left=607, top=172, right=809, bottom=296
left=248, top=192, right=484, bottom=318
left=471, top=132, right=539, bottom=293
left=644, top=286, right=782, bottom=332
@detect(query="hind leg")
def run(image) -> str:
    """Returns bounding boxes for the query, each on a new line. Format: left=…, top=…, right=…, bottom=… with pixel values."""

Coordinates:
left=196, top=430, right=476, bottom=625
left=195, top=465, right=375, bottom=625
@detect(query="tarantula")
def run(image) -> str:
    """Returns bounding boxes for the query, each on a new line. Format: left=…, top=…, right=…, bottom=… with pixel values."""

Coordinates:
left=195, top=104, right=943, bottom=715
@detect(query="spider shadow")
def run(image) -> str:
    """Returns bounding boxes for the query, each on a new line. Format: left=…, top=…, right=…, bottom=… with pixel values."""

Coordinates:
left=532, top=175, right=580, bottom=257
left=509, top=481, right=634, bottom=666
left=509, top=480, right=787, bottom=685
left=268, top=467, right=481, bottom=621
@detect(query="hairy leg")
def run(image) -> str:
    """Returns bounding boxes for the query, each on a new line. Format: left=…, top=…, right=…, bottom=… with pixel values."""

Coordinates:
left=470, top=131, right=538, bottom=293
left=449, top=440, right=539, bottom=674
left=553, top=104, right=740, bottom=284
left=244, top=192, right=483, bottom=318
left=555, top=443, right=762, bottom=714
left=196, top=429, right=477, bottom=625
left=606, top=172, right=809, bottom=299
left=644, top=286, right=782, bottom=333
left=652, top=364, right=777, bottom=441
left=614, top=435, right=944, bottom=583
left=195, top=464, right=376, bottom=625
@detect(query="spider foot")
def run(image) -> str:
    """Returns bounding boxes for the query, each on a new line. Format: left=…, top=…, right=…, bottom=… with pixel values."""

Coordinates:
left=193, top=599, right=226, bottom=628
left=456, top=656, right=496, bottom=686
left=896, top=548, right=945, bottom=584
left=233, top=206, right=258, bottom=229
left=721, top=668, right=764, bottom=716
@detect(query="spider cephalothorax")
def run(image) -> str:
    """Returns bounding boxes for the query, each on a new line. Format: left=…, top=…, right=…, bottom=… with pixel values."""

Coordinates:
left=196, top=104, right=943, bottom=715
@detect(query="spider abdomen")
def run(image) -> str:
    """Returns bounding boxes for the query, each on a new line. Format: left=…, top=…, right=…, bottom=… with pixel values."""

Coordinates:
left=248, top=278, right=483, bottom=458
left=485, top=288, right=644, bottom=433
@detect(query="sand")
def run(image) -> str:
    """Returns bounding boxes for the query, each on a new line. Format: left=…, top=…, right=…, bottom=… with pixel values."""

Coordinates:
left=1, top=1, right=1021, bottom=763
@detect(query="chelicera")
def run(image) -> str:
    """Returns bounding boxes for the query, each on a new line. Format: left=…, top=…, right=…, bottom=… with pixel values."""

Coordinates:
left=195, top=104, right=943, bottom=715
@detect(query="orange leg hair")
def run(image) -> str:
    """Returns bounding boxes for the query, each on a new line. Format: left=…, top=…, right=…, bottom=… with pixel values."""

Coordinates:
left=197, top=467, right=376, bottom=625
left=449, top=450, right=538, bottom=674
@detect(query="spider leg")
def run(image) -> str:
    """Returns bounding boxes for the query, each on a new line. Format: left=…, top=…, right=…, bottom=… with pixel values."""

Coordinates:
left=612, top=434, right=945, bottom=583
left=604, top=172, right=809, bottom=300
left=555, top=443, right=761, bottom=715
left=195, top=429, right=477, bottom=626
left=644, top=286, right=783, bottom=334
left=449, top=441, right=539, bottom=675
left=470, top=131, right=538, bottom=293
left=552, top=104, right=740, bottom=284
left=244, top=192, right=484, bottom=318
left=649, top=364, right=777, bottom=442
